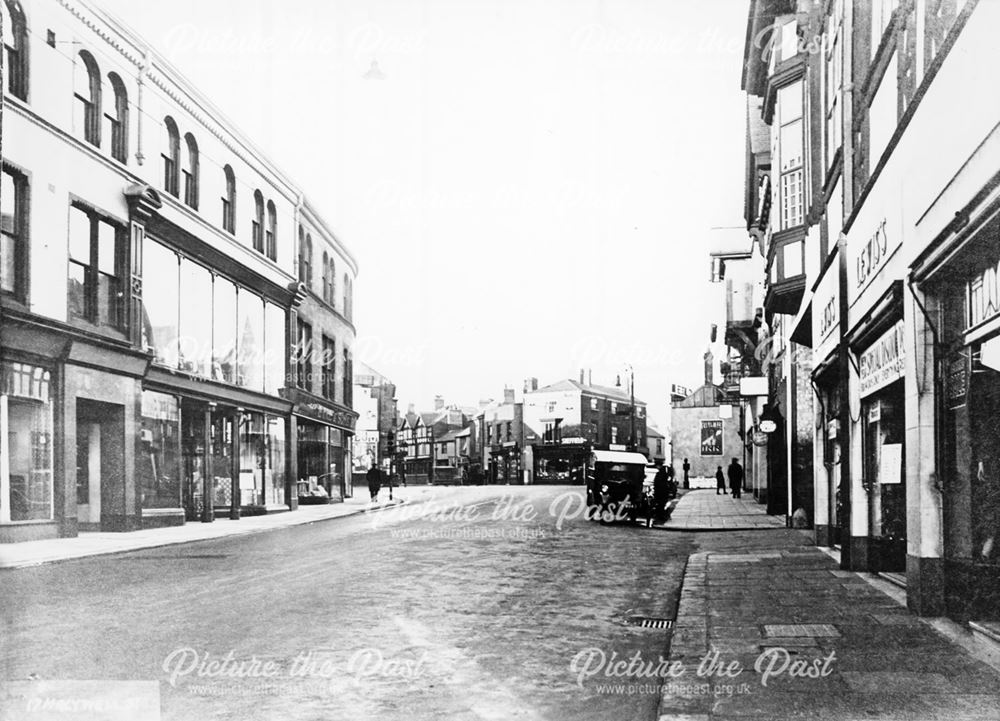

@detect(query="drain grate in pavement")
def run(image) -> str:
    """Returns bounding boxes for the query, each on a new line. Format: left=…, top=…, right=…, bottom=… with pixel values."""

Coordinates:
left=624, top=616, right=674, bottom=630
left=763, top=624, right=840, bottom=638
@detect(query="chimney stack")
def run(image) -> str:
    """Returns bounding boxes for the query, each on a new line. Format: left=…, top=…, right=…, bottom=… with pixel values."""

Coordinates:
left=704, top=349, right=714, bottom=385
left=587, top=369, right=592, bottom=386
left=504, top=387, right=515, bottom=404
left=579, top=369, right=585, bottom=384
left=434, top=395, right=444, bottom=411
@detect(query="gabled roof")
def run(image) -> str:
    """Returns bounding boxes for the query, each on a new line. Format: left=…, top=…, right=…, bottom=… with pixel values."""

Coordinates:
left=530, top=379, right=645, bottom=405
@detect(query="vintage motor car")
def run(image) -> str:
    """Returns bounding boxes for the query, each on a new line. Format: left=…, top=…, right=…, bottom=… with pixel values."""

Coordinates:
left=586, top=450, right=649, bottom=523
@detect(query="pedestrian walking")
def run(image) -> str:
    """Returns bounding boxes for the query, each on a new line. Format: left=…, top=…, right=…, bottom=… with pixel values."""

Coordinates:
left=727, top=458, right=744, bottom=499
left=715, top=466, right=726, bottom=495
left=366, top=465, right=382, bottom=502
left=682, top=458, right=691, bottom=489
left=653, top=465, right=671, bottom=521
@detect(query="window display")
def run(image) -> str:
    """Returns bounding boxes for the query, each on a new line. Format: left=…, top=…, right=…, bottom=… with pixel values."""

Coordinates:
left=2, top=363, right=54, bottom=522
left=138, top=391, right=181, bottom=509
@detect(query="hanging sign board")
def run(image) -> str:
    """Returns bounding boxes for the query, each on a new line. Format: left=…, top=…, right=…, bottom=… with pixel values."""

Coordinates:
left=859, top=320, right=905, bottom=397
left=946, top=355, right=968, bottom=410
left=759, top=419, right=777, bottom=433
left=752, top=431, right=769, bottom=446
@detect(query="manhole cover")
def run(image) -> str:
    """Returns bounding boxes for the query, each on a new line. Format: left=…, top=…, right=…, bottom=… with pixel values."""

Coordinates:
left=624, top=616, right=674, bottom=630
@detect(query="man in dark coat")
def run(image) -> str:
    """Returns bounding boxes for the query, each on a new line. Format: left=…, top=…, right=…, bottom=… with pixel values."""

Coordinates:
left=715, top=466, right=727, bottom=495
left=366, top=465, right=382, bottom=502
left=653, top=466, right=671, bottom=519
left=727, top=458, right=744, bottom=499
left=682, top=458, right=691, bottom=489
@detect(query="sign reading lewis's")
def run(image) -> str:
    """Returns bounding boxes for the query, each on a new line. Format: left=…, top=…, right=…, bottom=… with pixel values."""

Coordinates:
left=859, top=320, right=905, bottom=397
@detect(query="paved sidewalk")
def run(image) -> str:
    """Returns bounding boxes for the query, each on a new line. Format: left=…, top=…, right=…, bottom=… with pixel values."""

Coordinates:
left=665, top=489, right=786, bottom=531
left=658, top=529, right=1000, bottom=721
left=0, top=485, right=473, bottom=569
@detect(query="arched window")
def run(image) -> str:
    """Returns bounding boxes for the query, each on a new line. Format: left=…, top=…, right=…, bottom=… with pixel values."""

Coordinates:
left=303, top=234, right=313, bottom=288
left=321, top=251, right=329, bottom=302
left=297, top=226, right=306, bottom=282
left=75, top=50, right=101, bottom=147
left=252, top=190, right=264, bottom=252
left=265, top=200, right=277, bottom=260
left=182, top=133, right=199, bottom=209
left=162, top=116, right=180, bottom=197
left=343, top=273, right=351, bottom=321
left=3, top=0, right=29, bottom=101
left=332, top=259, right=339, bottom=305
left=105, top=72, right=128, bottom=163
left=221, top=165, right=236, bottom=234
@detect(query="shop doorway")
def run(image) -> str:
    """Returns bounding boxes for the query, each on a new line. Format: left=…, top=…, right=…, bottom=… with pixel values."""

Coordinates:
left=75, top=399, right=125, bottom=531
left=862, top=382, right=906, bottom=572
left=181, top=400, right=206, bottom=521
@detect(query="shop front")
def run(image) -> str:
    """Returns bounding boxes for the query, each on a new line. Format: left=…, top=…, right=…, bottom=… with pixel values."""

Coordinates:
left=532, top=441, right=589, bottom=484
left=490, top=442, right=521, bottom=484
left=810, top=253, right=844, bottom=548
left=925, top=228, right=1000, bottom=621
left=288, top=389, right=357, bottom=503
left=855, top=317, right=907, bottom=572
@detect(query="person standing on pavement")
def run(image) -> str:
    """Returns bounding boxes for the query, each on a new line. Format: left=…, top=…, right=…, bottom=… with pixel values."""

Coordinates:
left=727, top=458, right=744, bottom=499
left=366, top=465, right=382, bottom=502
left=682, top=458, right=690, bottom=489
left=715, top=466, right=727, bottom=495
left=653, top=465, right=671, bottom=520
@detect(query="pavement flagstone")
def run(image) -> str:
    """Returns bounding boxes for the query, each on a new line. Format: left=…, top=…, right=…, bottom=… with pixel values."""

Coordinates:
left=665, top=489, right=786, bottom=531
left=658, top=524, right=1000, bottom=721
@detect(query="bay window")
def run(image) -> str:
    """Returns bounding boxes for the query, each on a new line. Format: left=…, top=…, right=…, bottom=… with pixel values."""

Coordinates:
left=824, top=0, right=843, bottom=171
left=776, top=81, right=804, bottom=230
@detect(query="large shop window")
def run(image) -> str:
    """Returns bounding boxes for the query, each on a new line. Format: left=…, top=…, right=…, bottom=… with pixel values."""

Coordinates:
left=1, top=363, right=54, bottom=522
left=139, top=391, right=181, bottom=509
left=67, top=204, right=124, bottom=330
left=238, top=413, right=286, bottom=507
left=141, top=240, right=287, bottom=395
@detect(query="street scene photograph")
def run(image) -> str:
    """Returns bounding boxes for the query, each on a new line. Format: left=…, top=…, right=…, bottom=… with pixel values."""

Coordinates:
left=2, top=0, right=1000, bottom=719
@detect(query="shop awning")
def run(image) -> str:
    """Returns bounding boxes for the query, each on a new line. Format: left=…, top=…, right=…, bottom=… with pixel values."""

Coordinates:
left=591, top=450, right=649, bottom=465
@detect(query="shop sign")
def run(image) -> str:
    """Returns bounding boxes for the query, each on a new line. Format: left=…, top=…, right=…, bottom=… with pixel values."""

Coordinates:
left=852, top=218, right=893, bottom=292
left=813, top=260, right=841, bottom=363
left=867, top=400, right=881, bottom=424
left=141, top=391, right=179, bottom=421
left=946, top=356, right=968, bottom=410
left=296, top=402, right=358, bottom=431
left=752, top=430, right=769, bottom=447
left=502, top=441, right=516, bottom=448
left=609, top=443, right=627, bottom=451
left=561, top=437, right=586, bottom=444
left=859, top=320, right=905, bottom=397
left=759, top=419, right=777, bottom=433
left=700, top=420, right=723, bottom=456
left=968, top=258, right=1000, bottom=328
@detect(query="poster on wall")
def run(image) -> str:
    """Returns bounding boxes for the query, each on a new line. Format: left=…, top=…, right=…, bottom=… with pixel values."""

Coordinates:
left=701, top=420, right=723, bottom=456
left=879, top=443, right=902, bottom=484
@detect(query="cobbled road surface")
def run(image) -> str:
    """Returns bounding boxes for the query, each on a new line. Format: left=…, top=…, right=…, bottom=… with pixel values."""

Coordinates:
left=1, top=486, right=694, bottom=721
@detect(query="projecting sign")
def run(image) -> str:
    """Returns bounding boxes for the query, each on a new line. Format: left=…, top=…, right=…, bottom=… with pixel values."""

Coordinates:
left=946, top=356, right=968, bottom=410
left=752, top=431, right=769, bottom=447
left=718, top=404, right=733, bottom=419
left=740, top=377, right=769, bottom=396
left=859, top=320, right=905, bottom=398
left=700, top=420, right=723, bottom=456
left=759, top=419, right=777, bottom=434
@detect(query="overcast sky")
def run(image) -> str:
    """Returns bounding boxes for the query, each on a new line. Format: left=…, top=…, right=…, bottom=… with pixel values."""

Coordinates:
left=99, top=0, right=750, bottom=428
